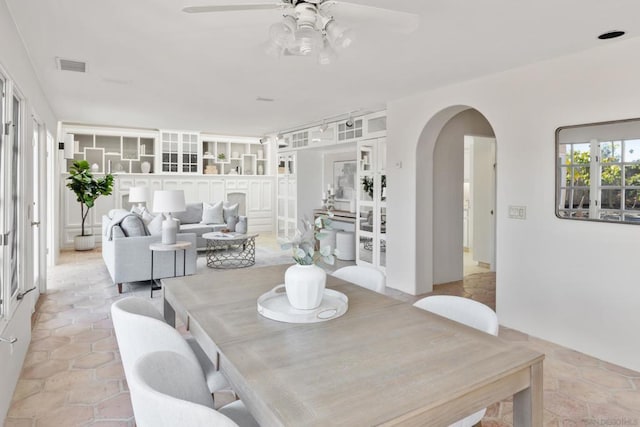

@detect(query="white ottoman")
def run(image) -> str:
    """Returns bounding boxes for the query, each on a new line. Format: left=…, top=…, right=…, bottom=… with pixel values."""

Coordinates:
left=320, top=229, right=337, bottom=254
left=335, top=231, right=356, bottom=261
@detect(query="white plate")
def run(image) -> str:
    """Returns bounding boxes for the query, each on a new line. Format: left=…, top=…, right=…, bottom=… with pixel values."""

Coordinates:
left=257, top=285, right=348, bottom=323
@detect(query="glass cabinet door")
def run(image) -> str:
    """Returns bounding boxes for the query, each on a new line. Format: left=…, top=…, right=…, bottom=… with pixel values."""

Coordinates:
left=161, top=132, right=179, bottom=172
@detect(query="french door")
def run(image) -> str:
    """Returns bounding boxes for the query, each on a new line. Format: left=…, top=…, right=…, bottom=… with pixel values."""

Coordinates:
left=0, top=70, right=22, bottom=322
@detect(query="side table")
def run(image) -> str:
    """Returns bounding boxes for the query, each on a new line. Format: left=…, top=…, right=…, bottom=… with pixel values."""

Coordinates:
left=149, top=241, right=191, bottom=298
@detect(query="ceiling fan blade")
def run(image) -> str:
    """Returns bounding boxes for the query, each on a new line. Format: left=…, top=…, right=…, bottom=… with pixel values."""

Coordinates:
left=182, top=4, right=284, bottom=13
left=319, top=1, right=420, bottom=34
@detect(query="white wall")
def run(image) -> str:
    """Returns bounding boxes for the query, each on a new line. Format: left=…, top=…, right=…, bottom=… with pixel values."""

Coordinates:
left=386, top=36, right=640, bottom=371
left=0, top=1, right=58, bottom=420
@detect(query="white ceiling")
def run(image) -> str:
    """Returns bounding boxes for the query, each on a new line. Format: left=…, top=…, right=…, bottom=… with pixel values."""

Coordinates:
left=6, top=0, right=640, bottom=136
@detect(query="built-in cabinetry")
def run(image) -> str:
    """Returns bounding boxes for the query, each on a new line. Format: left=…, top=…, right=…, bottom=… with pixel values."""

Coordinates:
left=63, top=126, right=270, bottom=177
left=64, top=127, right=157, bottom=174
left=201, top=136, right=268, bottom=176
left=356, top=138, right=387, bottom=271
left=159, top=131, right=199, bottom=173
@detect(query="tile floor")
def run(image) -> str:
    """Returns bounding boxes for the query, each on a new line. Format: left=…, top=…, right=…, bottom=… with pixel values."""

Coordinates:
left=4, top=237, right=640, bottom=426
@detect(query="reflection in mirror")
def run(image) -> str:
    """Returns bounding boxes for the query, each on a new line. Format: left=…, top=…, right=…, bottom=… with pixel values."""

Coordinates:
left=556, top=118, right=640, bottom=223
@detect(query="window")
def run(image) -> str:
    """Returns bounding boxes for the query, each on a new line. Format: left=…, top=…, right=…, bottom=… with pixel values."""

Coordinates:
left=557, top=119, right=640, bottom=223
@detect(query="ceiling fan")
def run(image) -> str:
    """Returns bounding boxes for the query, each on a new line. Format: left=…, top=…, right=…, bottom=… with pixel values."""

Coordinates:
left=182, top=0, right=420, bottom=65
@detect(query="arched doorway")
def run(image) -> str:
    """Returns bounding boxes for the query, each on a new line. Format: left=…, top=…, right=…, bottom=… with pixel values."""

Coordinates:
left=415, top=106, right=496, bottom=292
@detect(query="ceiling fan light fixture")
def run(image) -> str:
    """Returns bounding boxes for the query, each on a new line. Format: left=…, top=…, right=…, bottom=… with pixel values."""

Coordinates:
left=293, top=22, right=321, bottom=56
left=318, top=38, right=337, bottom=65
left=325, top=20, right=353, bottom=49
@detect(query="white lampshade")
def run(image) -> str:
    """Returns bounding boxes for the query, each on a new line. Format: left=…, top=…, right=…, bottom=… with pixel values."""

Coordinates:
left=63, top=133, right=75, bottom=159
left=152, top=190, right=186, bottom=214
left=128, top=186, right=149, bottom=204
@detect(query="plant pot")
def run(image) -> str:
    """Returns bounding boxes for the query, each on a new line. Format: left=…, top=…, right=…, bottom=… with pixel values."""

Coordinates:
left=284, top=264, right=326, bottom=310
left=74, top=235, right=95, bottom=251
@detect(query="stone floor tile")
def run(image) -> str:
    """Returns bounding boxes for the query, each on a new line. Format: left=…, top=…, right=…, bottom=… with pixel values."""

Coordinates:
left=30, top=329, right=51, bottom=341
left=557, top=379, right=612, bottom=405
left=600, top=362, right=640, bottom=378
left=22, top=351, right=48, bottom=368
left=95, top=361, right=126, bottom=381
left=554, top=348, right=601, bottom=368
left=34, top=406, right=94, bottom=427
left=72, top=329, right=111, bottom=344
left=580, top=366, right=634, bottom=390
left=3, top=418, right=33, bottom=427
left=92, top=336, right=119, bottom=352
left=52, top=323, right=92, bottom=337
left=68, top=381, right=121, bottom=404
left=34, top=317, right=72, bottom=331
left=44, top=369, right=93, bottom=392
left=95, top=393, right=134, bottom=420
left=7, top=391, right=66, bottom=418
left=28, top=336, right=70, bottom=352
left=611, top=390, right=640, bottom=414
left=87, top=421, right=134, bottom=427
left=50, top=342, right=92, bottom=360
left=92, top=318, right=114, bottom=329
left=544, top=392, right=589, bottom=419
left=11, top=379, right=44, bottom=402
left=20, top=360, right=69, bottom=380
left=587, top=401, right=640, bottom=420
left=73, top=351, right=114, bottom=369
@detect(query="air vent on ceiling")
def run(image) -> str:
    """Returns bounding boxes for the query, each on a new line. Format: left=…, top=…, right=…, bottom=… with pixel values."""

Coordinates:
left=56, top=58, right=87, bottom=73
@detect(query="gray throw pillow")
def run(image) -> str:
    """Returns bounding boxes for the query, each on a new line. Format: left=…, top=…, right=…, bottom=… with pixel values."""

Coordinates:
left=223, top=203, right=239, bottom=223
left=226, top=215, right=238, bottom=232
left=201, top=201, right=224, bottom=224
left=120, top=214, right=149, bottom=237
left=173, top=202, right=203, bottom=225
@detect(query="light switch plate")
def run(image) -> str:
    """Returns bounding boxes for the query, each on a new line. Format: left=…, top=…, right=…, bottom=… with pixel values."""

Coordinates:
left=508, top=205, right=526, bottom=220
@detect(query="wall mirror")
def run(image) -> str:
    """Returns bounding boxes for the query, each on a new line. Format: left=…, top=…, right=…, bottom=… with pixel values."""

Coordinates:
left=556, top=118, right=640, bottom=223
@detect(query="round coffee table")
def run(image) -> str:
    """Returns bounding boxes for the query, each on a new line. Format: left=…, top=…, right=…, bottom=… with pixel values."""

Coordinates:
left=202, top=232, right=258, bottom=269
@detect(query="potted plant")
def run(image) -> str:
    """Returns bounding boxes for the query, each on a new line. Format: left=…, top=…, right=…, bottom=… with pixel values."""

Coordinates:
left=280, top=215, right=336, bottom=309
left=66, top=160, right=114, bottom=250
left=217, top=152, right=226, bottom=161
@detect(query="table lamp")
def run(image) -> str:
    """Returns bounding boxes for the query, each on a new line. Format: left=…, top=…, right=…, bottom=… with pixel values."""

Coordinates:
left=152, top=190, right=186, bottom=245
left=128, top=186, right=149, bottom=211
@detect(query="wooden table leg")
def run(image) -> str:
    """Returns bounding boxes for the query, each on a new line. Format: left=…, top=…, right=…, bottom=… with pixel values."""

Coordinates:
left=513, top=360, right=543, bottom=427
left=164, top=298, right=176, bottom=327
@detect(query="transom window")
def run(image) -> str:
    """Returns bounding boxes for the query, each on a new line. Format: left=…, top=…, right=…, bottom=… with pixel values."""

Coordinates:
left=557, top=119, right=640, bottom=223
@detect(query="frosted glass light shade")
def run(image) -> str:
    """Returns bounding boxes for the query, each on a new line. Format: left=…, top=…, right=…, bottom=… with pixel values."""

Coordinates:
left=128, top=186, right=149, bottom=203
left=152, top=190, right=186, bottom=214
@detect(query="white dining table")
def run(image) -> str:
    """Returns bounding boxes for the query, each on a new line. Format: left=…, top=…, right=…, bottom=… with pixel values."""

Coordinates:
left=162, top=264, right=543, bottom=426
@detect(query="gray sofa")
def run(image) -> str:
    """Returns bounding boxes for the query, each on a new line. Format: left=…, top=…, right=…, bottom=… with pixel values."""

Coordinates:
left=172, top=201, right=247, bottom=249
left=101, top=215, right=197, bottom=294
left=101, top=201, right=247, bottom=293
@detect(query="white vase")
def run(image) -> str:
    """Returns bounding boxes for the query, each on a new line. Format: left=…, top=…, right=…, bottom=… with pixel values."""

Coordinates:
left=141, top=161, right=151, bottom=174
left=74, top=235, right=95, bottom=251
left=284, top=264, right=326, bottom=310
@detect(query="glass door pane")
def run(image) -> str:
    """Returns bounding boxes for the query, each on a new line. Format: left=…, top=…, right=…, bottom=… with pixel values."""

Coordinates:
left=9, top=95, right=20, bottom=297
left=0, top=77, right=4, bottom=318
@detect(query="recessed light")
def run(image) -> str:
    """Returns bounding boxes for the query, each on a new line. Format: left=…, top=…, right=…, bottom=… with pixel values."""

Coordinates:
left=598, top=31, right=625, bottom=40
left=256, top=97, right=275, bottom=102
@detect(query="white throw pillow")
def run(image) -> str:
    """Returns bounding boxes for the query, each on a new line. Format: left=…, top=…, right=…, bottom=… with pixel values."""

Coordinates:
left=142, top=211, right=164, bottom=236
left=201, top=201, right=224, bottom=224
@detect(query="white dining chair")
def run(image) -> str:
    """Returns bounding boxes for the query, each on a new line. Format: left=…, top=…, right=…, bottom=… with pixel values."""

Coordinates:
left=130, top=351, right=259, bottom=427
left=111, top=297, right=229, bottom=394
left=413, top=295, right=499, bottom=427
left=331, top=265, right=386, bottom=293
